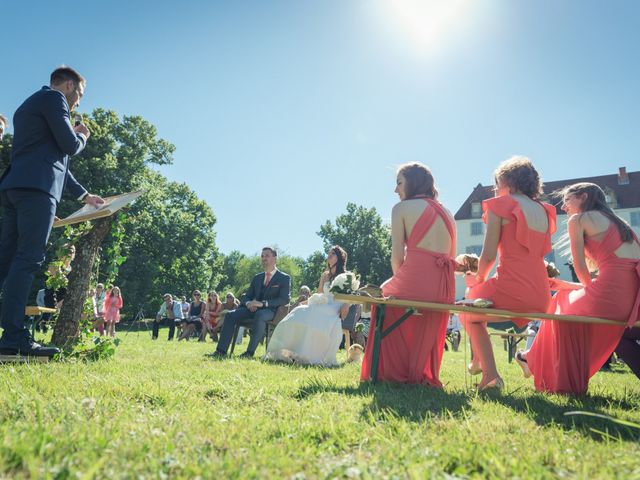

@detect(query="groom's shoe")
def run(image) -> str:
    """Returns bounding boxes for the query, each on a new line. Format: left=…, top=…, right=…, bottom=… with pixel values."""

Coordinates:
left=239, top=351, right=255, bottom=359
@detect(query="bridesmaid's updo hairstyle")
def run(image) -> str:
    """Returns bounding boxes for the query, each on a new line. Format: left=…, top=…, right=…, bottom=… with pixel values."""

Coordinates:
left=494, top=156, right=543, bottom=199
left=327, top=245, right=347, bottom=280
left=397, top=162, right=438, bottom=200
left=560, top=182, right=634, bottom=243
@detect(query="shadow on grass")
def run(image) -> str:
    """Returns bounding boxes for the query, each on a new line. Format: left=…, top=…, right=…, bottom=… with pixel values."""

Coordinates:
left=491, top=389, right=640, bottom=443
left=294, top=378, right=471, bottom=422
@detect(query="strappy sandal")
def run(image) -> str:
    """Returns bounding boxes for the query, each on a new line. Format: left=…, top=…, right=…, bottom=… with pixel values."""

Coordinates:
left=515, top=351, right=532, bottom=378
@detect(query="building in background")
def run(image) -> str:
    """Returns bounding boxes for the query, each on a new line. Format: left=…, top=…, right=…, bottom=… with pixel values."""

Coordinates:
left=454, top=167, right=640, bottom=299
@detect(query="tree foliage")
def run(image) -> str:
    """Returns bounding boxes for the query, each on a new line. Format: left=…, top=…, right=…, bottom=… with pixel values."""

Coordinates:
left=318, top=203, right=392, bottom=285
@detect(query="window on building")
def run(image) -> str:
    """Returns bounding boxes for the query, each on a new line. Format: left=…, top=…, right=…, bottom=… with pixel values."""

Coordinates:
left=631, top=211, right=640, bottom=227
left=470, top=222, right=483, bottom=236
left=466, top=245, right=482, bottom=256
left=471, top=202, right=482, bottom=218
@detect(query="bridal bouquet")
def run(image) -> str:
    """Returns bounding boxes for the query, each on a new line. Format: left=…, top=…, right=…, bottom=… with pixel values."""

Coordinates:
left=545, top=261, right=561, bottom=278
left=329, top=272, right=361, bottom=295
left=455, top=254, right=479, bottom=274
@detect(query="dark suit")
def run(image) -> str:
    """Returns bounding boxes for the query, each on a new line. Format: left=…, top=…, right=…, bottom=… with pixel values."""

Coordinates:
left=0, top=86, right=88, bottom=349
left=216, top=269, right=291, bottom=355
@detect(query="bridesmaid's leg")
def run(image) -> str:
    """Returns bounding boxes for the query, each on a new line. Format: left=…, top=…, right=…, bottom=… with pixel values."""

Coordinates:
left=467, top=320, right=500, bottom=387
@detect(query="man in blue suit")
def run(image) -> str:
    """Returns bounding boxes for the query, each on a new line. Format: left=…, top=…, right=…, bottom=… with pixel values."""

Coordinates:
left=0, top=66, right=104, bottom=356
left=212, top=247, right=291, bottom=358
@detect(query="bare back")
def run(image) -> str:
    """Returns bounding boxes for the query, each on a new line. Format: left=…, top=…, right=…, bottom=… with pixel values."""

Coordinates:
left=396, top=199, right=453, bottom=254
left=507, top=194, right=548, bottom=233
left=580, top=210, right=640, bottom=259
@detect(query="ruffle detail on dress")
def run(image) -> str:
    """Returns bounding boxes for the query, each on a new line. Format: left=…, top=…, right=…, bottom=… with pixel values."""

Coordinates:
left=482, top=195, right=556, bottom=255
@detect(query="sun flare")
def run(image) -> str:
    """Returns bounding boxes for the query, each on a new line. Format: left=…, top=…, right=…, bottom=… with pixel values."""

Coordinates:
left=380, top=0, right=472, bottom=55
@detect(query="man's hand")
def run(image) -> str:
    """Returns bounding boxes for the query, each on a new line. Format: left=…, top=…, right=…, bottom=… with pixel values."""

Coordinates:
left=83, top=194, right=105, bottom=208
left=247, top=300, right=262, bottom=312
left=74, top=123, right=91, bottom=140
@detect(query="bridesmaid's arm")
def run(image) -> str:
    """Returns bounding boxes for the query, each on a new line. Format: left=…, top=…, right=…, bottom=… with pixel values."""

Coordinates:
left=568, top=214, right=592, bottom=287
left=390, top=203, right=405, bottom=275
left=472, top=210, right=501, bottom=284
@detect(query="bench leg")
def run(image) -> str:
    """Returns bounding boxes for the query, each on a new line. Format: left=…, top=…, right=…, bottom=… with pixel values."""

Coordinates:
left=370, top=305, right=386, bottom=383
left=343, top=329, right=351, bottom=354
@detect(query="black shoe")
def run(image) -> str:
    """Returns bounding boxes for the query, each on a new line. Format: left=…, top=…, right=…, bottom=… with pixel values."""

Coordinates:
left=0, top=340, right=60, bottom=358
left=205, top=350, right=227, bottom=360
left=239, top=351, right=254, bottom=359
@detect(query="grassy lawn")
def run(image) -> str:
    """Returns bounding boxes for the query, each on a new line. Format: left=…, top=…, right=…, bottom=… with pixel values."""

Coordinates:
left=0, top=327, right=638, bottom=479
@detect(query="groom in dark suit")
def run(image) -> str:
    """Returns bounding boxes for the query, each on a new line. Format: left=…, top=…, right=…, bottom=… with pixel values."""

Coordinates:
left=0, top=66, right=104, bottom=356
left=213, top=247, right=291, bottom=358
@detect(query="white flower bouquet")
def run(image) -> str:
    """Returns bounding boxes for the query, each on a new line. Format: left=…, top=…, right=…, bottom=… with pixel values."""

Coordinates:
left=329, top=272, right=361, bottom=295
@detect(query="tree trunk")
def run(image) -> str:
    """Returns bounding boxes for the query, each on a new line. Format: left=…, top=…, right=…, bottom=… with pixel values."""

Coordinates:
left=51, top=216, right=115, bottom=347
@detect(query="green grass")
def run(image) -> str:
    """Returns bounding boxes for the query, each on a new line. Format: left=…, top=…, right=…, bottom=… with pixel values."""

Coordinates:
left=1, top=328, right=639, bottom=479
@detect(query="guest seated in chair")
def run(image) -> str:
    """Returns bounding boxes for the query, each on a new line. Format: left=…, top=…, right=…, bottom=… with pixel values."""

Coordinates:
left=179, top=290, right=206, bottom=341
left=153, top=293, right=184, bottom=340
left=211, top=247, right=291, bottom=358
left=214, top=292, right=240, bottom=334
left=290, top=285, right=311, bottom=309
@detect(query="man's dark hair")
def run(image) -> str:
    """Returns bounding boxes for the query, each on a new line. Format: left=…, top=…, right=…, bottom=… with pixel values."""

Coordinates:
left=50, top=66, right=86, bottom=87
left=262, top=246, right=277, bottom=257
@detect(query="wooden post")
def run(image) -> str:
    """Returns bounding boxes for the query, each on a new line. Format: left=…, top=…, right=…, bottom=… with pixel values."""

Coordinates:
left=51, top=216, right=115, bottom=347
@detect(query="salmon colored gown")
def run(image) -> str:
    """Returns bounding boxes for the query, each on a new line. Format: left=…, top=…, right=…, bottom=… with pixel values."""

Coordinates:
left=360, top=199, right=456, bottom=386
left=462, top=195, right=557, bottom=328
left=527, top=223, right=640, bottom=394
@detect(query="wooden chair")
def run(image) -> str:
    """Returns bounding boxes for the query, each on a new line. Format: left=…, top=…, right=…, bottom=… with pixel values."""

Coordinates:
left=229, top=304, right=291, bottom=354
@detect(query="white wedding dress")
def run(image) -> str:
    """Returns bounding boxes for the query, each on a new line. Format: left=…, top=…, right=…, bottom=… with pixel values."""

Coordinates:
left=264, top=282, right=343, bottom=366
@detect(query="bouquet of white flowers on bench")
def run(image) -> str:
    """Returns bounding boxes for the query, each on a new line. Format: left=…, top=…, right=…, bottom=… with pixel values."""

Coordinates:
left=329, top=272, right=361, bottom=295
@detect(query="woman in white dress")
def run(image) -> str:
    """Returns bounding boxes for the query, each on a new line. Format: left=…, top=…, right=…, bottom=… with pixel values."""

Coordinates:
left=265, top=246, right=350, bottom=365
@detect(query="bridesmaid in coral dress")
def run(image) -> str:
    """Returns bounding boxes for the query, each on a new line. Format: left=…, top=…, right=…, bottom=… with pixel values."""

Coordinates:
left=517, top=183, right=640, bottom=395
left=361, top=162, right=456, bottom=386
left=460, top=157, right=557, bottom=390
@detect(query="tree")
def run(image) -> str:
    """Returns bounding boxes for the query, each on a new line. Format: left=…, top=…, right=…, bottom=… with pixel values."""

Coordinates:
left=215, top=250, right=246, bottom=294
left=299, top=250, right=326, bottom=291
left=318, top=203, right=392, bottom=285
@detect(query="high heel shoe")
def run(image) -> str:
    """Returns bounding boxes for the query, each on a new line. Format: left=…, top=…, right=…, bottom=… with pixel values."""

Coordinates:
left=478, top=377, right=504, bottom=391
left=515, top=351, right=532, bottom=378
left=467, top=362, right=482, bottom=375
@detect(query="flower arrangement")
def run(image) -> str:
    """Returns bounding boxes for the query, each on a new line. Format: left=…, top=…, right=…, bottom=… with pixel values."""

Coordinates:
left=545, top=261, right=561, bottom=278
left=329, top=272, right=361, bottom=295
left=455, top=253, right=479, bottom=274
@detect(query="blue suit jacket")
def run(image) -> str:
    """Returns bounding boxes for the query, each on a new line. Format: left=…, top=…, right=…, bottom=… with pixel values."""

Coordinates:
left=244, top=270, right=291, bottom=311
left=0, top=86, right=88, bottom=202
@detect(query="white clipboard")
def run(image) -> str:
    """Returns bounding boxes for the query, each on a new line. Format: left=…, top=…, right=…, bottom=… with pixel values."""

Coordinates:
left=53, top=190, right=143, bottom=228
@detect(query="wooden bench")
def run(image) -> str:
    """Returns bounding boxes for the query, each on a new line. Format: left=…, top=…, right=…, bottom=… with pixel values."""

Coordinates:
left=333, top=293, right=621, bottom=383
left=26, top=306, right=58, bottom=337
left=489, top=332, right=535, bottom=363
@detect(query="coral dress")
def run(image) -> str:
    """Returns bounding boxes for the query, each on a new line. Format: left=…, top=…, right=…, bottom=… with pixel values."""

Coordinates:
left=527, top=223, right=640, bottom=394
left=463, top=195, right=557, bottom=328
left=361, top=199, right=456, bottom=386
left=104, top=296, right=123, bottom=323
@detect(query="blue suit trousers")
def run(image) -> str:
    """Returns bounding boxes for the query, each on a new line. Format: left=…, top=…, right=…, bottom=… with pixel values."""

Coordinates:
left=0, top=189, right=57, bottom=348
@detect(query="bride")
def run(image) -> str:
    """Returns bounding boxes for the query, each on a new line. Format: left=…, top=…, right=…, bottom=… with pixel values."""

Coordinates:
left=264, top=245, right=350, bottom=366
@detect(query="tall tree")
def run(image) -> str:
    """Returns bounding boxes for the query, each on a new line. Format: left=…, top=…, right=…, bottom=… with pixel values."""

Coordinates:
left=318, top=203, right=392, bottom=285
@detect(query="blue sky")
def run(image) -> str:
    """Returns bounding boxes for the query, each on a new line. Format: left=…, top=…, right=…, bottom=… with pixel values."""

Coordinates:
left=2, top=1, right=638, bottom=257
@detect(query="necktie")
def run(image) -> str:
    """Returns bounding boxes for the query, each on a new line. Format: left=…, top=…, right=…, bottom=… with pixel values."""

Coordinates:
left=264, top=272, right=272, bottom=286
